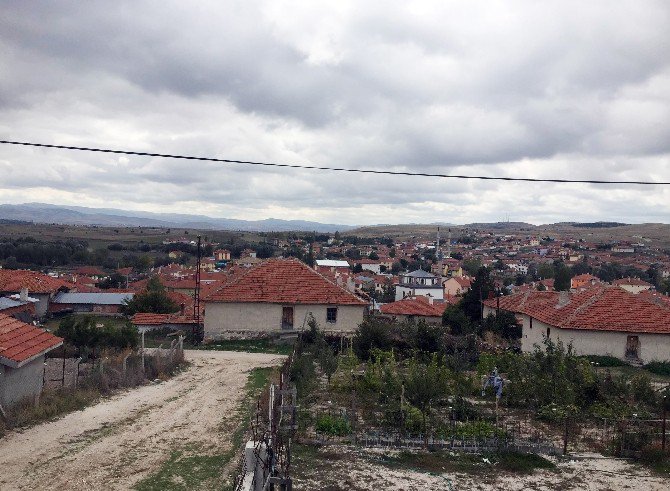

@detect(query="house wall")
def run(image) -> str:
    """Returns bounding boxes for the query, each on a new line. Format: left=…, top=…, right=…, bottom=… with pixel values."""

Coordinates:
left=512, top=311, right=670, bottom=363
left=361, top=264, right=382, bottom=274
left=204, top=302, right=365, bottom=339
left=618, top=285, right=651, bottom=294
left=395, top=285, right=444, bottom=301
left=0, top=355, right=45, bottom=408
left=443, top=278, right=469, bottom=297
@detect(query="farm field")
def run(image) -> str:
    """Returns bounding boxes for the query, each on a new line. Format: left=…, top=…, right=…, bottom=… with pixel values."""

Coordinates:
left=0, top=350, right=284, bottom=490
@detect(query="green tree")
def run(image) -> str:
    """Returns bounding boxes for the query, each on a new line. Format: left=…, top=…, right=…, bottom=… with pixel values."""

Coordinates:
left=403, top=355, right=449, bottom=442
left=459, top=267, right=495, bottom=323
left=56, top=316, right=138, bottom=352
left=318, top=344, right=338, bottom=386
left=353, top=318, right=393, bottom=361
left=121, top=277, right=179, bottom=315
left=442, top=304, right=474, bottom=336
left=554, top=262, right=572, bottom=291
left=537, top=262, right=554, bottom=279
left=481, top=310, right=522, bottom=339
left=462, top=258, right=482, bottom=276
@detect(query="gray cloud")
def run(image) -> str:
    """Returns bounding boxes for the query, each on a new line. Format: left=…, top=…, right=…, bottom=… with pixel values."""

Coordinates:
left=0, top=1, right=669, bottom=225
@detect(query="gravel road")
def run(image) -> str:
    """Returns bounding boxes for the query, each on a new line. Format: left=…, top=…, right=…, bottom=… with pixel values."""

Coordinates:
left=0, top=350, right=284, bottom=490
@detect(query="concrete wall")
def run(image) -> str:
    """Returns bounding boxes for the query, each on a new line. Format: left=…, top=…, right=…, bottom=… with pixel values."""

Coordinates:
left=0, top=355, right=45, bottom=408
left=204, top=302, right=365, bottom=339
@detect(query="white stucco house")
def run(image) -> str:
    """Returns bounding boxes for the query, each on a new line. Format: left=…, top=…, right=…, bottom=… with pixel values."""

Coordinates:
left=483, top=286, right=670, bottom=363
left=203, top=258, right=368, bottom=338
left=395, top=270, right=444, bottom=301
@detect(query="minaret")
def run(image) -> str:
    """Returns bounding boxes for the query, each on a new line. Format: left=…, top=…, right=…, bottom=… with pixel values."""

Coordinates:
left=447, top=228, right=452, bottom=258
left=436, top=227, right=441, bottom=260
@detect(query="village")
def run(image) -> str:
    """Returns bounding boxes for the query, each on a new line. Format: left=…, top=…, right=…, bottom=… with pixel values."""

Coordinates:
left=1, top=222, right=670, bottom=489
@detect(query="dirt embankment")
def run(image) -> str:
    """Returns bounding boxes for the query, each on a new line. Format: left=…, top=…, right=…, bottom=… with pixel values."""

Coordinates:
left=0, top=350, right=284, bottom=490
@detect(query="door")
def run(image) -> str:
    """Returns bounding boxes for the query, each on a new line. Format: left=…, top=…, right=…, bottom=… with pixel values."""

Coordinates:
left=625, top=335, right=640, bottom=359
left=282, top=306, right=294, bottom=330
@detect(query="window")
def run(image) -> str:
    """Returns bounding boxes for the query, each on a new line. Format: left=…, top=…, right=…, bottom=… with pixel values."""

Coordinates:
left=326, top=307, right=338, bottom=323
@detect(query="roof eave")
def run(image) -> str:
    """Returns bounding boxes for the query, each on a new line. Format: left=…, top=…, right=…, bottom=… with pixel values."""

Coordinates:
left=0, top=340, right=63, bottom=368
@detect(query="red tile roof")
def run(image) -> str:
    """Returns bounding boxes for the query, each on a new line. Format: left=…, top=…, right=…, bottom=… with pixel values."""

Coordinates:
left=205, top=258, right=367, bottom=306
left=0, top=269, right=73, bottom=294
left=0, top=314, right=63, bottom=367
left=380, top=296, right=445, bottom=317
left=484, top=286, right=670, bottom=334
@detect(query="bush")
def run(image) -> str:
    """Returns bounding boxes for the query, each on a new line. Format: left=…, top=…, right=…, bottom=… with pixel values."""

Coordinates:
left=494, top=452, right=555, bottom=473
left=645, top=361, right=670, bottom=377
left=581, top=355, right=629, bottom=367
left=353, top=318, right=393, bottom=361
left=56, top=316, right=139, bottom=352
left=315, top=414, right=351, bottom=436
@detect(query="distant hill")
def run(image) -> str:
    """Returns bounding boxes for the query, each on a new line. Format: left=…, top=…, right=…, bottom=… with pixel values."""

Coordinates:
left=569, top=222, right=628, bottom=228
left=0, top=203, right=354, bottom=233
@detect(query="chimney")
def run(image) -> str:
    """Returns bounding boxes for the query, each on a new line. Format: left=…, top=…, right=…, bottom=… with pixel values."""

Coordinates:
left=20, top=287, right=28, bottom=302
left=428, top=295, right=434, bottom=305
left=557, top=291, right=570, bottom=307
left=180, top=303, right=185, bottom=315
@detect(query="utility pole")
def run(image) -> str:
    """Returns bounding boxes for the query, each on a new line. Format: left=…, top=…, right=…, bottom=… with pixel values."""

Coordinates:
left=193, top=235, right=202, bottom=341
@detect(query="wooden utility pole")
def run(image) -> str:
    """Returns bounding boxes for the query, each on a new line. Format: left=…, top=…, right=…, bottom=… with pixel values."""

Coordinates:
left=193, top=235, right=202, bottom=341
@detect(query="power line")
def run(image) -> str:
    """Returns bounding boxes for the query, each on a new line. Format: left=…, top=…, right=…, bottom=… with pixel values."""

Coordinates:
left=1, top=139, right=668, bottom=186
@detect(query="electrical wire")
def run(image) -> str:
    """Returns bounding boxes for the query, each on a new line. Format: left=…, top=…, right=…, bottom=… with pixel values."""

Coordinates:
left=1, top=139, right=668, bottom=186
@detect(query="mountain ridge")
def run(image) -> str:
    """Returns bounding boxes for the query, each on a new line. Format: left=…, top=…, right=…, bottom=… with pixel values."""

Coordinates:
left=0, top=203, right=354, bottom=233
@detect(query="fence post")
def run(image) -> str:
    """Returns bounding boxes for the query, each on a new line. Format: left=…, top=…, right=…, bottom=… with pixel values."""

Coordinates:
left=61, top=346, right=66, bottom=387
left=662, top=407, right=667, bottom=452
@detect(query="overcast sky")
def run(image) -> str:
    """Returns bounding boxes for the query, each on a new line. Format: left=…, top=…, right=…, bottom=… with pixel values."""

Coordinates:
left=1, top=1, right=669, bottom=226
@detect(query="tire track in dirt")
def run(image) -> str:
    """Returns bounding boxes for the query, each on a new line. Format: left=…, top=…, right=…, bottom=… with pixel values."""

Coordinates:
left=0, top=350, right=284, bottom=490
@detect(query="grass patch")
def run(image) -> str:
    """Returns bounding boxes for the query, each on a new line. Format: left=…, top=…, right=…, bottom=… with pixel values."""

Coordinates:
left=211, top=339, right=293, bottom=355
left=644, top=361, right=670, bottom=377
left=133, top=366, right=277, bottom=490
left=196, top=339, right=293, bottom=355
left=373, top=449, right=555, bottom=475
left=581, top=355, right=630, bottom=367
left=5, top=387, right=101, bottom=430
left=134, top=450, right=227, bottom=491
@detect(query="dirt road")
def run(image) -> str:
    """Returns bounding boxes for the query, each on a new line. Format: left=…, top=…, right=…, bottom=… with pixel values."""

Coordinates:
left=0, top=350, right=284, bottom=490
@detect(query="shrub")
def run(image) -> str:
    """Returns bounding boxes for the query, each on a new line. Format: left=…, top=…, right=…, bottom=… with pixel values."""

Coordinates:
left=645, top=361, right=670, bottom=377
left=315, top=414, right=351, bottom=436
left=581, top=355, right=629, bottom=367
left=353, top=318, right=393, bottom=361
